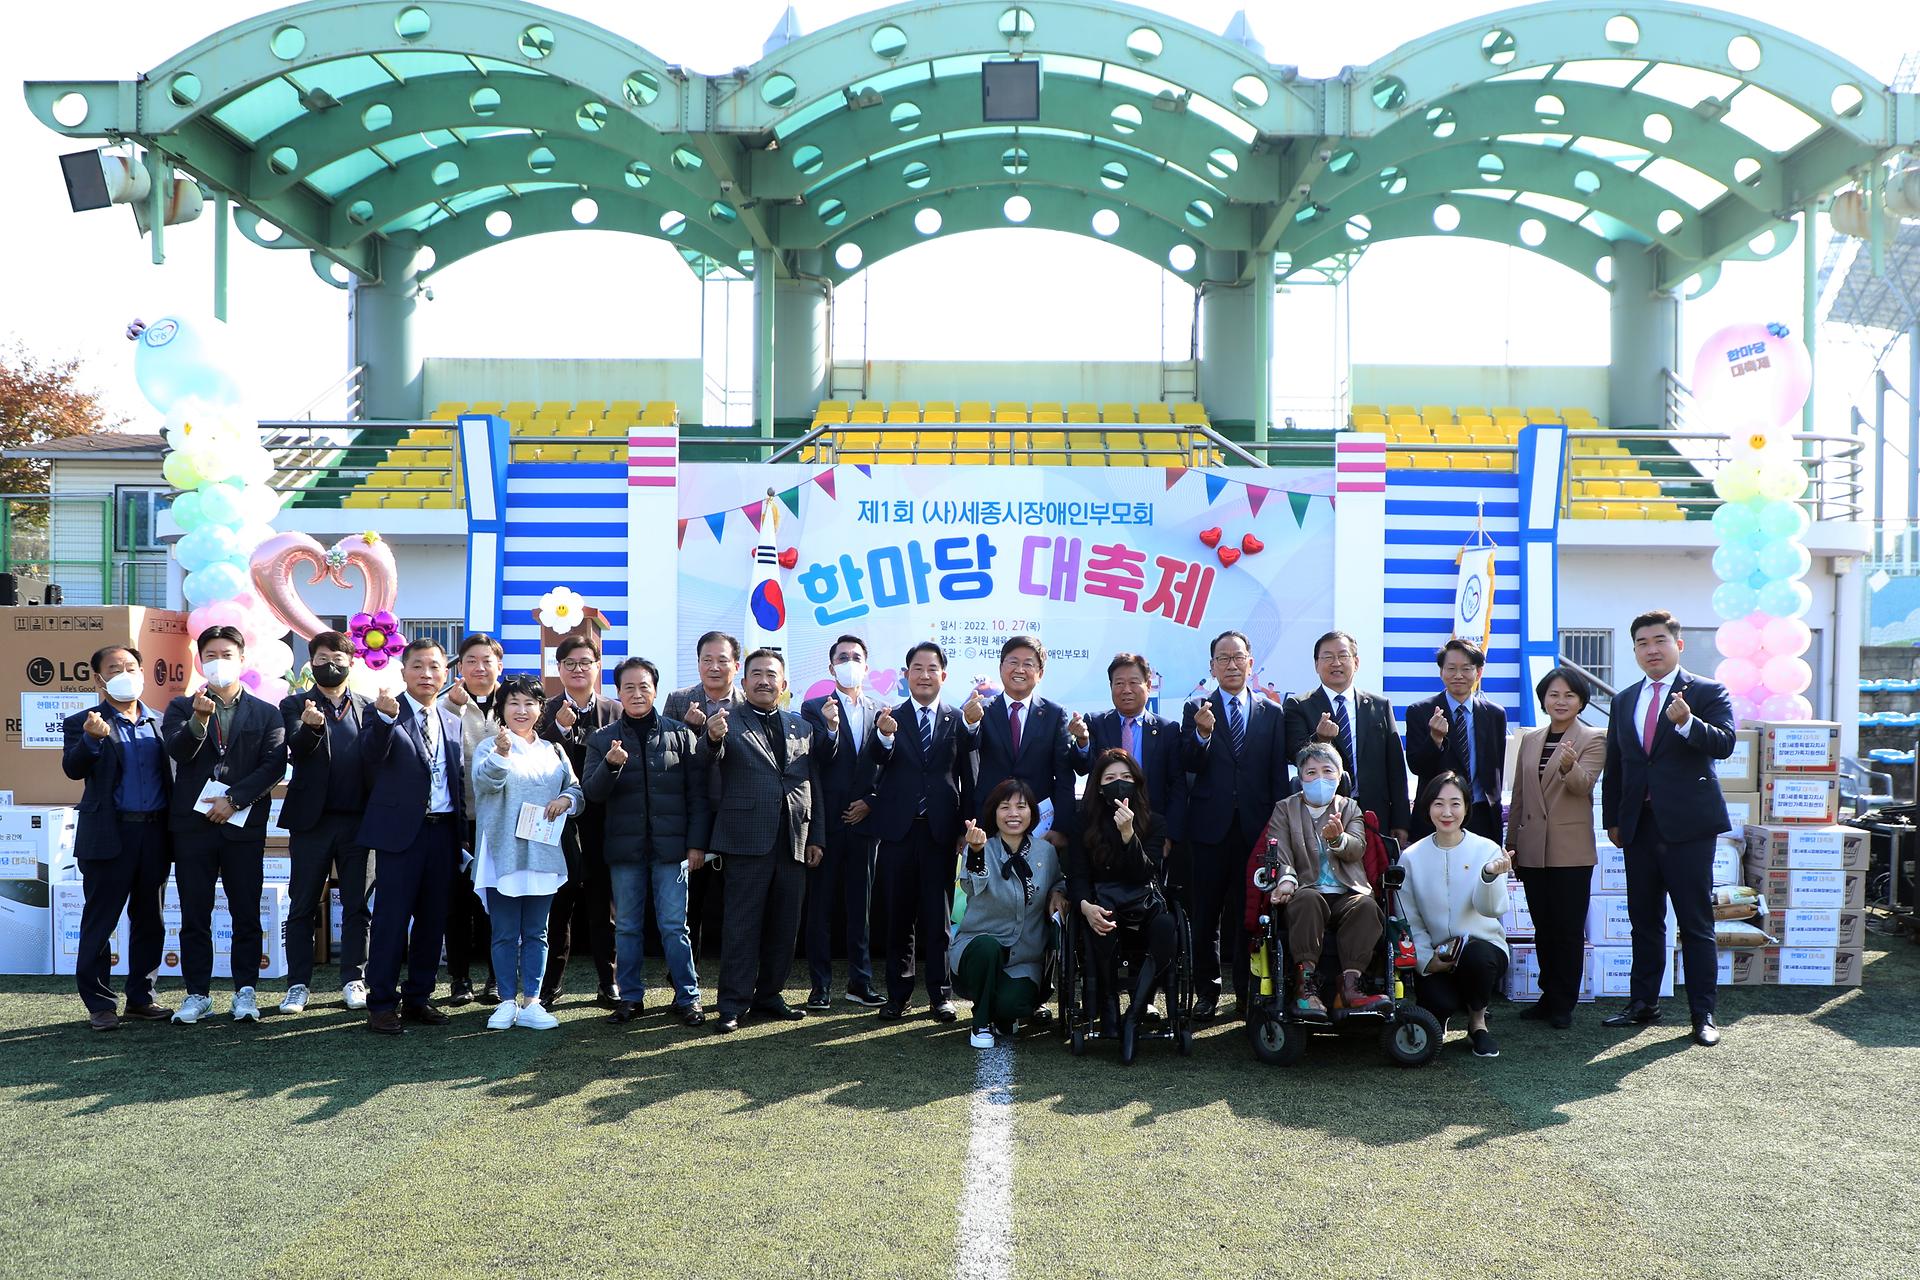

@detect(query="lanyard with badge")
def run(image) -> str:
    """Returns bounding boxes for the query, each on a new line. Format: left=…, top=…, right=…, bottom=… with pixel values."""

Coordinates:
left=208, top=699, right=232, bottom=782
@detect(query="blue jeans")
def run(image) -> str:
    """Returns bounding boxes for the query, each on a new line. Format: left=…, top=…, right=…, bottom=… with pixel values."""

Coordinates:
left=486, top=889, right=554, bottom=1001
left=609, top=860, right=699, bottom=1007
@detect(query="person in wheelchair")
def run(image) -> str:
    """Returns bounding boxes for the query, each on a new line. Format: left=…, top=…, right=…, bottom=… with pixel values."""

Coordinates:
left=1257, top=742, right=1390, bottom=1018
left=951, top=779, right=1067, bottom=1050
left=1066, top=749, right=1173, bottom=1063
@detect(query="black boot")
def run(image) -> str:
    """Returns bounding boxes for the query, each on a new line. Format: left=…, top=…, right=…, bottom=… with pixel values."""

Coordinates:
left=1088, top=961, right=1119, bottom=1038
left=1121, top=954, right=1162, bottom=1066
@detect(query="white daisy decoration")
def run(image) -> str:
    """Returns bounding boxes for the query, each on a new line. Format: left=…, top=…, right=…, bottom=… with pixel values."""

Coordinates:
left=537, top=586, right=587, bottom=633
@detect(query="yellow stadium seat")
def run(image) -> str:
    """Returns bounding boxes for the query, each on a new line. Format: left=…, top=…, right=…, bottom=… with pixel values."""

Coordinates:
left=1453, top=453, right=1489, bottom=471
left=1487, top=453, right=1515, bottom=472
left=953, top=431, right=993, bottom=465
left=1456, top=405, right=1487, bottom=419
left=1602, top=504, right=1641, bottom=520
left=468, top=400, right=504, bottom=414
left=851, top=409, right=885, bottom=424
left=533, top=400, right=566, bottom=419
left=1388, top=452, right=1415, bottom=469
left=1384, top=404, right=1416, bottom=418
left=924, top=400, right=956, bottom=416
left=509, top=443, right=544, bottom=462
left=886, top=407, right=921, bottom=423
left=1491, top=405, right=1521, bottom=419
left=1493, top=415, right=1526, bottom=431
left=1066, top=409, right=1099, bottom=424
left=431, top=401, right=468, bottom=416
left=817, top=400, right=851, bottom=416
left=1029, top=452, right=1068, bottom=466
left=1027, top=432, right=1067, bottom=455
left=1066, top=402, right=1097, bottom=418
left=1351, top=404, right=1382, bottom=419
left=994, top=409, right=1028, bottom=423
left=1100, top=403, right=1135, bottom=424
left=1568, top=502, right=1605, bottom=519
left=341, top=492, right=385, bottom=509
left=1410, top=453, right=1450, bottom=470
left=415, top=428, right=453, bottom=446
left=992, top=401, right=1024, bottom=418
left=1458, top=413, right=1494, bottom=429
left=503, top=400, right=537, bottom=417
left=609, top=399, right=642, bottom=416
left=1391, top=425, right=1434, bottom=445
left=959, top=401, right=992, bottom=422
left=922, top=408, right=957, bottom=424
left=1351, top=412, right=1387, bottom=429
left=1619, top=480, right=1660, bottom=499
left=1643, top=504, right=1685, bottom=521
left=1172, top=403, right=1209, bottom=424
left=1030, top=409, right=1064, bottom=423
left=1432, top=426, right=1470, bottom=446
left=1031, top=402, right=1064, bottom=419
left=1387, top=413, right=1422, bottom=430
left=1142, top=431, right=1181, bottom=455
left=853, top=399, right=884, bottom=416
left=1525, top=406, right=1559, bottom=422
left=1420, top=405, right=1453, bottom=425
left=558, top=420, right=592, bottom=437
left=888, top=401, right=919, bottom=417
left=575, top=400, right=606, bottom=418
left=592, top=419, right=627, bottom=437
left=1067, top=431, right=1103, bottom=452
left=1137, top=403, right=1173, bottom=425
left=1467, top=426, right=1506, bottom=447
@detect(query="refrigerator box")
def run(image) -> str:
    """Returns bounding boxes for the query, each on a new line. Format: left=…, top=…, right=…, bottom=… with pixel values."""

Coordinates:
left=1758, top=775, right=1840, bottom=826
left=53, top=879, right=128, bottom=975
left=1715, top=730, right=1758, bottom=789
left=1753, top=721, right=1842, bottom=774
left=1742, top=824, right=1869, bottom=871
left=1765, top=946, right=1863, bottom=986
left=0, top=606, right=194, bottom=804
left=0, top=876, right=52, bottom=974
left=1592, top=943, right=1675, bottom=998
left=1763, top=908, right=1866, bottom=949
left=1744, top=866, right=1866, bottom=910
left=0, top=806, right=77, bottom=881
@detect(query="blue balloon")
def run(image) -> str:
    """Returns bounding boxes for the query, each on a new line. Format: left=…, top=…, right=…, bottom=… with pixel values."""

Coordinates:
left=1756, top=578, right=1812, bottom=619
left=1712, top=543, right=1760, bottom=583
left=198, top=481, right=247, bottom=528
left=1712, top=581, right=1759, bottom=620
left=133, top=315, right=244, bottom=414
left=1756, top=539, right=1811, bottom=582
left=1712, top=502, right=1759, bottom=542
left=1757, top=499, right=1809, bottom=540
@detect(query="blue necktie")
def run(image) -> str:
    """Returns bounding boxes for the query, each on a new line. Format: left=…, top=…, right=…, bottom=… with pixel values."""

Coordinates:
left=1226, top=693, right=1245, bottom=754
left=918, top=704, right=933, bottom=754
left=1125, top=716, right=1139, bottom=761
left=1449, top=701, right=1473, bottom=797
left=1333, top=693, right=1356, bottom=774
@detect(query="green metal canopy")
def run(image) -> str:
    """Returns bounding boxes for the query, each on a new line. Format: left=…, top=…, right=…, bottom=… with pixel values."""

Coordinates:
left=24, top=0, right=1920, bottom=296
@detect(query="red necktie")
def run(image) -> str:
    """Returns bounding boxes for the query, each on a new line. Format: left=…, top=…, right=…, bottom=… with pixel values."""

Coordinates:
left=1641, top=681, right=1664, bottom=754
left=1008, top=702, right=1023, bottom=757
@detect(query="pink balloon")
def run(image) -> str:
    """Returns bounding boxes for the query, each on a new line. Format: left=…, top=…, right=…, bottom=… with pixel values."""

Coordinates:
left=1729, top=694, right=1761, bottom=727
left=1757, top=692, right=1813, bottom=722
left=1761, top=656, right=1813, bottom=696
left=1717, top=657, right=1763, bottom=698
left=1760, top=615, right=1811, bottom=659
left=1716, top=619, right=1763, bottom=660
left=253, top=676, right=290, bottom=704
left=1690, top=322, right=1812, bottom=433
left=248, top=531, right=398, bottom=642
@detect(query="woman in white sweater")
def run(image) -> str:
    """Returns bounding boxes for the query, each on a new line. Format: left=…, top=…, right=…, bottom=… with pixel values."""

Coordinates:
left=1398, top=771, right=1511, bottom=1058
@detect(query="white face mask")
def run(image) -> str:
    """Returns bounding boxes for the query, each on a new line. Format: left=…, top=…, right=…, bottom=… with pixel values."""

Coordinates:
left=104, top=671, right=144, bottom=703
left=832, top=659, right=866, bottom=689
left=202, top=658, right=244, bottom=688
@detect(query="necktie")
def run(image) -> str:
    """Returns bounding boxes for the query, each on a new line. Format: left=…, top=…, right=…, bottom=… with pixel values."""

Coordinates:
left=918, top=704, right=933, bottom=754
left=1448, top=701, right=1472, bottom=782
left=1008, top=702, right=1024, bottom=757
left=1124, top=716, right=1139, bottom=761
left=1226, top=693, right=1245, bottom=754
left=1333, top=693, right=1356, bottom=776
left=1642, top=681, right=1664, bottom=755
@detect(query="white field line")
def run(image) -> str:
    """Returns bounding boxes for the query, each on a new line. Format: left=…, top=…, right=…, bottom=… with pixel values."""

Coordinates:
left=954, top=1041, right=1015, bottom=1280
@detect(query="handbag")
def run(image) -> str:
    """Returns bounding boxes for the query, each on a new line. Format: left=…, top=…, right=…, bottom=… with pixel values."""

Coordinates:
left=1093, top=879, right=1163, bottom=929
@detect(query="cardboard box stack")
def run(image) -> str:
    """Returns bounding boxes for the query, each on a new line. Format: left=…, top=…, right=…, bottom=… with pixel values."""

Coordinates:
left=0, top=806, right=77, bottom=974
left=1738, top=721, right=1862, bottom=988
left=159, top=882, right=290, bottom=981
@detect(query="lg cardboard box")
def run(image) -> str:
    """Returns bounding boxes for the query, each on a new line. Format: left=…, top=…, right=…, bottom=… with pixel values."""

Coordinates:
left=1764, top=946, right=1863, bottom=986
left=1743, top=824, right=1868, bottom=871
left=0, top=806, right=77, bottom=881
left=1592, top=944, right=1675, bottom=998
left=1758, top=775, right=1840, bottom=826
left=1753, top=721, right=1842, bottom=774
left=1505, top=941, right=1595, bottom=1003
left=1716, top=729, right=1759, bottom=789
left=1764, top=908, right=1866, bottom=948
left=0, top=876, right=52, bottom=974
left=1721, top=791, right=1757, bottom=840
left=1745, top=866, right=1866, bottom=910
left=0, top=606, right=194, bottom=805
left=53, top=880, right=127, bottom=975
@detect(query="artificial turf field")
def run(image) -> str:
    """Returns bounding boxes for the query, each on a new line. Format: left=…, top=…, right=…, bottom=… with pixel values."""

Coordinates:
left=2, top=937, right=1915, bottom=1280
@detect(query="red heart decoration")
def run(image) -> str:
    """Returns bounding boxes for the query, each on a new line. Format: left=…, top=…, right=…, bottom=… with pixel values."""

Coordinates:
left=778, top=547, right=799, bottom=569
left=1217, top=546, right=1242, bottom=567
left=1198, top=527, right=1223, bottom=547
left=1240, top=533, right=1265, bottom=555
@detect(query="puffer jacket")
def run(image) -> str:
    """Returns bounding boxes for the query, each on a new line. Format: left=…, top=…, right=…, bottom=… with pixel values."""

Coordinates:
left=582, top=712, right=712, bottom=864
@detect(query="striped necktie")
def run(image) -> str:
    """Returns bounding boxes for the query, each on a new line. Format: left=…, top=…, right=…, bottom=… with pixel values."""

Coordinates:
left=1333, top=693, right=1356, bottom=775
left=1226, top=693, right=1245, bottom=754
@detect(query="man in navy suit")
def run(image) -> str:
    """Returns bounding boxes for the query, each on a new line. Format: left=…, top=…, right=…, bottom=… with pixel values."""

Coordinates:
left=1404, top=639, right=1508, bottom=844
left=799, top=634, right=885, bottom=1010
left=1182, top=630, right=1291, bottom=1019
left=1601, top=609, right=1738, bottom=1047
left=963, top=635, right=1081, bottom=847
left=1072, top=652, right=1188, bottom=851
left=863, top=641, right=974, bottom=1020
left=358, top=638, right=467, bottom=1036
left=1282, top=630, right=1411, bottom=843
left=62, top=644, right=173, bottom=1031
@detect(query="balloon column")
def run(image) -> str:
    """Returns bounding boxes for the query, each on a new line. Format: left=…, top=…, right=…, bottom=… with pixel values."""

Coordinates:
left=1696, top=322, right=1816, bottom=724
left=132, top=315, right=293, bottom=702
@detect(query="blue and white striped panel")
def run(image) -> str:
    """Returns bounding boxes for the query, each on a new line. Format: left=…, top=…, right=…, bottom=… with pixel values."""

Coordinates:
left=1380, top=471, right=1524, bottom=725
left=498, top=462, right=631, bottom=673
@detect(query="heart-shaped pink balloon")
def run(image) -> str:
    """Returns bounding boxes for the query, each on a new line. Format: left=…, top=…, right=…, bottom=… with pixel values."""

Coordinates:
left=250, top=532, right=399, bottom=641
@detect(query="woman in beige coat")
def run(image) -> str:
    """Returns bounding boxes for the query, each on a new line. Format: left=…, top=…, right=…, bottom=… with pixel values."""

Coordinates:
left=1504, top=667, right=1605, bottom=1029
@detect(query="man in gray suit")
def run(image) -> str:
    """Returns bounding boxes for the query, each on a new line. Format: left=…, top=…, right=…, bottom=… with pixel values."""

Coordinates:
left=663, top=631, right=747, bottom=958
left=700, top=648, right=828, bottom=1033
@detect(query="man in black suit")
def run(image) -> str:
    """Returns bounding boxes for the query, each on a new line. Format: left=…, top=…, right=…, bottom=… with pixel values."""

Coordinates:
left=1181, top=629, right=1291, bottom=1019
left=864, top=641, right=974, bottom=1021
left=799, top=633, right=885, bottom=1010
left=700, top=649, right=827, bottom=1033
left=1404, top=639, right=1507, bottom=844
left=443, top=632, right=506, bottom=1006
left=964, top=634, right=1081, bottom=847
left=1072, top=652, right=1188, bottom=848
left=160, top=625, right=288, bottom=1026
left=1601, top=609, right=1738, bottom=1047
left=275, top=630, right=372, bottom=1015
left=62, top=644, right=173, bottom=1031
left=359, top=639, right=467, bottom=1036
left=1282, top=630, right=1411, bottom=843
left=663, top=630, right=746, bottom=959
left=535, top=634, right=621, bottom=1008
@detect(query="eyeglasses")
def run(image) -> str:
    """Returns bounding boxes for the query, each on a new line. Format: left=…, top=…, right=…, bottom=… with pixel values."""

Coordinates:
left=1003, top=658, right=1040, bottom=671
left=559, top=659, right=597, bottom=672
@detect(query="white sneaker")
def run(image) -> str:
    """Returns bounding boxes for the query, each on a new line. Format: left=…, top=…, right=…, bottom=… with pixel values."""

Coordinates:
left=486, top=1001, right=519, bottom=1030
left=172, top=993, right=213, bottom=1025
left=969, top=1028, right=996, bottom=1049
left=232, top=987, right=260, bottom=1022
left=278, top=984, right=310, bottom=1014
left=342, top=980, right=368, bottom=1010
left=516, top=1000, right=559, bottom=1030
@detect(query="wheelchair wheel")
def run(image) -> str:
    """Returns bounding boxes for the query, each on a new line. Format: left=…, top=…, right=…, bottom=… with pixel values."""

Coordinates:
left=1248, top=1013, right=1303, bottom=1066
left=1382, top=1007, right=1443, bottom=1068
left=1168, top=904, right=1195, bottom=1055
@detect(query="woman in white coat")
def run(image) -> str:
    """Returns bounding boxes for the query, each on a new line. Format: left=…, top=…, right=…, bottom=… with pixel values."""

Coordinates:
left=1398, top=771, right=1510, bottom=1058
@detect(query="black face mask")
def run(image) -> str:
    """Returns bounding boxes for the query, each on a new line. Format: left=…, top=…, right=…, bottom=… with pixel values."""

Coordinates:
left=1099, top=778, right=1137, bottom=806
left=312, top=662, right=349, bottom=689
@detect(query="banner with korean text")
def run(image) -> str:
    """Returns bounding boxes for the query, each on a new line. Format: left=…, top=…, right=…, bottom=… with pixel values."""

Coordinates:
left=672, top=464, right=1335, bottom=710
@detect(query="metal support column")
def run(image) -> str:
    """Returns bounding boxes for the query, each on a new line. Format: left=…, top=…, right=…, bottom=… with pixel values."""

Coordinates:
left=1909, top=320, right=1919, bottom=560
left=1802, top=205, right=1816, bottom=435
left=753, top=248, right=776, bottom=440
left=213, top=193, right=230, bottom=322
left=144, top=147, right=165, bottom=265
left=348, top=275, right=422, bottom=421
left=1608, top=242, right=1679, bottom=429
left=1252, top=251, right=1273, bottom=442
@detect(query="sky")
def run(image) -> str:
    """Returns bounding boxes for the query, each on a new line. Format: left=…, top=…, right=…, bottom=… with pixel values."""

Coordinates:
left=0, top=0, right=1912, bottom=509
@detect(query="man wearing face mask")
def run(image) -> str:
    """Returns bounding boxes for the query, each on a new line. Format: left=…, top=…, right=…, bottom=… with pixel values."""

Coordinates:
left=160, top=626, right=289, bottom=1025
left=275, top=631, right=373, bottom=1014
left=63, top=645, right=174, bottom=1031
left=799, top=634, right=885, bottom=1010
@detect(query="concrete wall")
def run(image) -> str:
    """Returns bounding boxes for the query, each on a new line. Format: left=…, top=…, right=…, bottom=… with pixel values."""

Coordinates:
left=1351, top=365, right=1611, bottom=422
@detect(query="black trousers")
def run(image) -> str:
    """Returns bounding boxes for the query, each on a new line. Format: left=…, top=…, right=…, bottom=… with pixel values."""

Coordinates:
left=542, top=818, right=615, bottom=999
left=366, top=819, right=458, bottom=1013
left=1086, top=902, right=1176, bottom=1008
left=1625, top=805, right=1717, bottom=1017
left=285, top=812, right=374, bottom=987
left=1189, top=819, right=1250, bottom=1006
left=687, top=861, right=726, bottom=958
left=1418, top=937, right=1509, bottom=1019
left=874, top=818, right=955, bottom=1007
left=805, top=822, right=877, bottom=997
left=715, top=849, right=808, bottom=1018
left=1515, top=863, right=1591, bottom=1014
left=75, top=819, right=170, bottom=1013
left=445, top=820, right=495, bottom=988
left=172, top=827, right=265, bottom=995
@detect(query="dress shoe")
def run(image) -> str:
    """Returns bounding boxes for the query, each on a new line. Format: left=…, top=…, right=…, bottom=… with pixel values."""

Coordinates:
left=1601, top=1001, right=1661, bottom=1028
left=401, top=1002, right=450, bottom=1026
left=876, top=1003, right=904, bottom=1020
left=1191, top=1000, right=1219, bottom=1023
left=932, top=1001, right=958, bottom=1023
left=843, top=988, right=885, bottom=1008
left=804, top=990, right=833, bottom=1012
left=122, top=1002, right=170, bottom=1021
left=476, top=983, right=502, bottom=1007
left=607, top=1001, right=641, bottom=1025
left=1549, top=1011, right=1572, bottom=1030
left=679, top=1004, right=706, bottom=1027
left=752, top=1001, right=807, bottom=1021
left=89, top=1008, right=121, bottom=1032
left=596, top=984, right=620, bottom=1008
left=447, top=981, right=475, bottom=1007
left=1692, top=1014, right=1721, bottom=1047
left=1517, top=1001, right=1550, bottom=1022
left=367, top=1010, right=406, bottom=1036
left=713, top=1015, right=740, bottom=1034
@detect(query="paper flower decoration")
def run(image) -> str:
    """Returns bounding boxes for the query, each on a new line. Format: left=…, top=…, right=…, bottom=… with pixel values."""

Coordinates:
left=349, top=609, right=407, bottom=670
left=537, top=586, right=586, bottom=633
